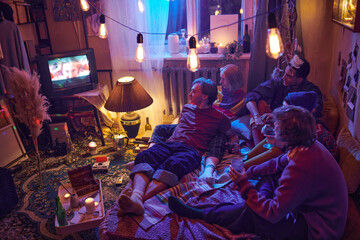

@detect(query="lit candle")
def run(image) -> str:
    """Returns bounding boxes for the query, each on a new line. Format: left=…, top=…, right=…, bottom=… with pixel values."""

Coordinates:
left=95, top=202, right=99, bottom=208
left=64, top=193, right=70, bottom=199
left=85, top=197, right=96, bottom=214
left=217, top=43, right=225, bottom=54
left=88, top=141, right=97, bottom=155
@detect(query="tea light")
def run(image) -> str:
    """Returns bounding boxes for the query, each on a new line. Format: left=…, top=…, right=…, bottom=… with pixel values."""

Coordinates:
left=64, top=193, right=71, bottom=199
left=88, top=141, right=97, bottom=155
left=95, top=202, right=99, bottom=208
left=85, top=197, right=96, bottom=214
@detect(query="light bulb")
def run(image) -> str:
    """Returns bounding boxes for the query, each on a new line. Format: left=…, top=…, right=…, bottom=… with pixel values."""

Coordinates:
left=138, top=0, right=145, bottom=13
left=265, top=13, right=284, bottom=59
left=136, top=33, right=145, bottom=63
left=80, top=0, right=90, bottom=11
left=98, top=14, right=108, bottom=39
left=187, top=36, right=200, bottom=72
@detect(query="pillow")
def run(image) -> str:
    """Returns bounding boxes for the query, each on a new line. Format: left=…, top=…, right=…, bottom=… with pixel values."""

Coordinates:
left=336, top=127, right=360, bottom=193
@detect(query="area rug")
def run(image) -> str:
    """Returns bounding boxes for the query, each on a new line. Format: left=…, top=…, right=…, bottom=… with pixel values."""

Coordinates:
left=0, top=134, right=135, bottom=240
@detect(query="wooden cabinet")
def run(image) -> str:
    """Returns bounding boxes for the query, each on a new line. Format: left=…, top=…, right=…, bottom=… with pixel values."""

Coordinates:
left=333, top=0, right=360, bottom=32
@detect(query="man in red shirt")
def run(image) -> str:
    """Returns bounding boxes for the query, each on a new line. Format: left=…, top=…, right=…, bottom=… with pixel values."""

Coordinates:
left=118, top=77, right=237, bottom=216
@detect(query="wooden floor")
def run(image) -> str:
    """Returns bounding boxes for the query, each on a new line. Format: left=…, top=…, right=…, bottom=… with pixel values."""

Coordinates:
left=342, top=196, right=360, bottom=240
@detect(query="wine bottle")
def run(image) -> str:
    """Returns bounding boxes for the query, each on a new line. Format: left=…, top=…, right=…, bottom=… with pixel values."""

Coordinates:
left=56, top=196, right=68, bottom=226
left=243, top=24, right=250, bottom=53
left=145, top=117, right=152, bottom=131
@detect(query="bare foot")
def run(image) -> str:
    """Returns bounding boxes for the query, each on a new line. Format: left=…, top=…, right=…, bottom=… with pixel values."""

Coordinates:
left=117, top=194, right=144, bottom=216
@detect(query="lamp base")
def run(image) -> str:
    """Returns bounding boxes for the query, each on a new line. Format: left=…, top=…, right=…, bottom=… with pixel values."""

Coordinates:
left=120, top=112, right=141, bottom=138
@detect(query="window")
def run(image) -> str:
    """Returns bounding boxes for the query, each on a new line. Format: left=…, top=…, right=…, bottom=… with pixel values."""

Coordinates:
left=166, top=0, right=251, bottom=43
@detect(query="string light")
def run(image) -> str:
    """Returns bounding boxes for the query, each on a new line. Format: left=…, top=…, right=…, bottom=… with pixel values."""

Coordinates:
left=85, top=1, right=284, bottom=64
left=99, top=14, right=108, bottom=39
left=136, top=33, right=145, bottom=63
left=187, top=36, right=200, bottom=72
left=265, top=13, right=284, bottom=59
left=80, top=0, right=90, bottom=12
left=138, top=0, right=145, bottom=13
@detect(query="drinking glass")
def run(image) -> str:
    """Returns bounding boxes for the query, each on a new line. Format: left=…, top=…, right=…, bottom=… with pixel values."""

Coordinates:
left=261, top=124, right=275, bottom=150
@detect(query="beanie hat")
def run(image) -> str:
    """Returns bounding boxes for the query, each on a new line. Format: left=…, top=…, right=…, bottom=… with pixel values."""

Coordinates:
left=284, top=91, right=317, bottom=112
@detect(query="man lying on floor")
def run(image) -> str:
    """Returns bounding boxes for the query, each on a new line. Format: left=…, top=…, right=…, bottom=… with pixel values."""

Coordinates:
left=169, top=105, right=348, bottom=240
left=118, top=77, right=238, bottom=216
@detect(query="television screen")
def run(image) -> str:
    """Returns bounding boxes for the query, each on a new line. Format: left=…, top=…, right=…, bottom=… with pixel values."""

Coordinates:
left=48, top=55, right=91, bottom=89
left=37, top=48, right=98, bottom=99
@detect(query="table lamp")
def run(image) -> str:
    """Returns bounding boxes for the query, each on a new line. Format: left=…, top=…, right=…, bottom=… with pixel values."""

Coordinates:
left=104, top=76, right=153, bottom=138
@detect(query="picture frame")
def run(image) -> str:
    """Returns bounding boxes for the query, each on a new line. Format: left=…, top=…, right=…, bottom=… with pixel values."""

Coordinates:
left=332, top=0, right=360, bottom=32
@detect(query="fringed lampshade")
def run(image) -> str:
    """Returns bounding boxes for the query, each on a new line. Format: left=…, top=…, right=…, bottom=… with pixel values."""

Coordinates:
left=105, top=76, right=153, bottom=138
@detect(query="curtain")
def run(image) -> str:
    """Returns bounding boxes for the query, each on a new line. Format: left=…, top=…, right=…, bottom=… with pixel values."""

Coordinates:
left=247, top=0, right=283, bottom=91
left=103, top=0, right=169, bottom=134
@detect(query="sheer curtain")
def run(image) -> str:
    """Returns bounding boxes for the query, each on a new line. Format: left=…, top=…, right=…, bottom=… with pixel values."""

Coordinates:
left=103, top=0, right=169, bottom=134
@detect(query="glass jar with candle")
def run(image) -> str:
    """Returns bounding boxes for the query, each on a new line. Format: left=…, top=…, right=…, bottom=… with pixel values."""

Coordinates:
left=88, top=141, right=97, bottom=155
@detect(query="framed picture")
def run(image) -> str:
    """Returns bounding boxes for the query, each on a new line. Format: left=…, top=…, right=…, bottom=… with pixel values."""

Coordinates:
left=332, top=0, right=360, bottom=32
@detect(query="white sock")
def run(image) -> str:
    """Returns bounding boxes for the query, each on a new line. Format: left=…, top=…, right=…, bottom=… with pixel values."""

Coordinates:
left=131, top=189, right=144, bottom=202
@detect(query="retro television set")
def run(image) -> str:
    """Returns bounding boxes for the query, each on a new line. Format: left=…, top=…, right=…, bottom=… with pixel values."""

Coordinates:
left=37, top=48, right=98, bottom=99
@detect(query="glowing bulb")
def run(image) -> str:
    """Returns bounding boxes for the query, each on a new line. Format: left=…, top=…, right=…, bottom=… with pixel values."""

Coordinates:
left=187, top=36, right=200, bottom=72
left=136, top=33, right=145, bottom=63
left=98, top=14, right=108, bottom=39
left=80, top=0, right=90, bottom=11
left=138, top=0, right=145, bottom=13
left=265, top=13, right=284, bottom=59
left=239, top=8, right=243, bottom=14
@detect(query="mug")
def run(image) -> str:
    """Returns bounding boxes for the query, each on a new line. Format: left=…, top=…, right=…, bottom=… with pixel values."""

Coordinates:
left=113, top=134, right=129, bottom=150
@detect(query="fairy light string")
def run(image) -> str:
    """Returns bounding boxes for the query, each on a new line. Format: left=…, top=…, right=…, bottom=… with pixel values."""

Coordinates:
left=84, top=0, right=284, bottom=37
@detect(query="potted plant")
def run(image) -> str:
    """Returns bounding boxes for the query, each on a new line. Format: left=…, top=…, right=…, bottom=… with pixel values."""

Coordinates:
left=223, top=40, right=243, bottom=61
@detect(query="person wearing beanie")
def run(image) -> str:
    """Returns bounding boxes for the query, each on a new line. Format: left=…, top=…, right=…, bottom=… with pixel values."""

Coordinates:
left=168, top=105, right=347, bottom=240
left=284, top=91, right=317, bottom=112
left=244, top=54, right=323, bottom=145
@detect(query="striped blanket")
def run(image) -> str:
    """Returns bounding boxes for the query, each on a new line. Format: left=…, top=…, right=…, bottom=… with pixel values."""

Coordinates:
left=99, top=154, right=260, bottom=239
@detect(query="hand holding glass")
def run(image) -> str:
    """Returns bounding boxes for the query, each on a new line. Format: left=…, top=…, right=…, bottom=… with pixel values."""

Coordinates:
left=261, top=124, right=275, bottom=149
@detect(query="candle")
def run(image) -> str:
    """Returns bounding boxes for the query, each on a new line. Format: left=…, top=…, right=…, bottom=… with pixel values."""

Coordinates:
left=85, top=197, right=96, bottom=214
left=168, top=33, right=179, bottom=54
left=88, top=141, right=97, bottom=155
left=95, top=202, right=99, bottom=208
left=217, top=43, right=225, bottom=54
left=64, top=193, right=70, bottom=199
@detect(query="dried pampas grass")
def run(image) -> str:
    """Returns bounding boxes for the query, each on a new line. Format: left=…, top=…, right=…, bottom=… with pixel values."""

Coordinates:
left=5, top=67, right=50, bottom=138
left=5, top=67, right=50, bottom=185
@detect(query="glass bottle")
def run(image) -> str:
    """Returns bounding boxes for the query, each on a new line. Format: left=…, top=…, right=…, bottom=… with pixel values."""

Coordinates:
left=145, top=117, right=152, bottom=131
left=243, top=24, right=251, bottom=53
left=56, top=196, right=68, bottom=226
left=179, top=28, right=187, bottom=54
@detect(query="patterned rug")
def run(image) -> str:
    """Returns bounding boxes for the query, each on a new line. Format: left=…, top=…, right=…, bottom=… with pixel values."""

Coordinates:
left=0, top=133, right=135, bottom=240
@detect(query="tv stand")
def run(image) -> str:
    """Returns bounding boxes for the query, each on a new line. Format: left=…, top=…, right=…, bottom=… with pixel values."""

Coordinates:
left=50, top=92, right=105, bottom=146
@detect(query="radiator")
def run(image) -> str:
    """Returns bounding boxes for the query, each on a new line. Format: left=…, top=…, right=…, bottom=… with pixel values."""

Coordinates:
left=162, top=67, right=221, bottom=117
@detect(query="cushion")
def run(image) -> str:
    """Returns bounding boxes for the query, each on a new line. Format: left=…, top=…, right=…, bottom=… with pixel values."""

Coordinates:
left=231, top=114, right=252, bottom=140
left=320, top=94, right=339, bottom=136
left=336, top=127, right=360, bottom=193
